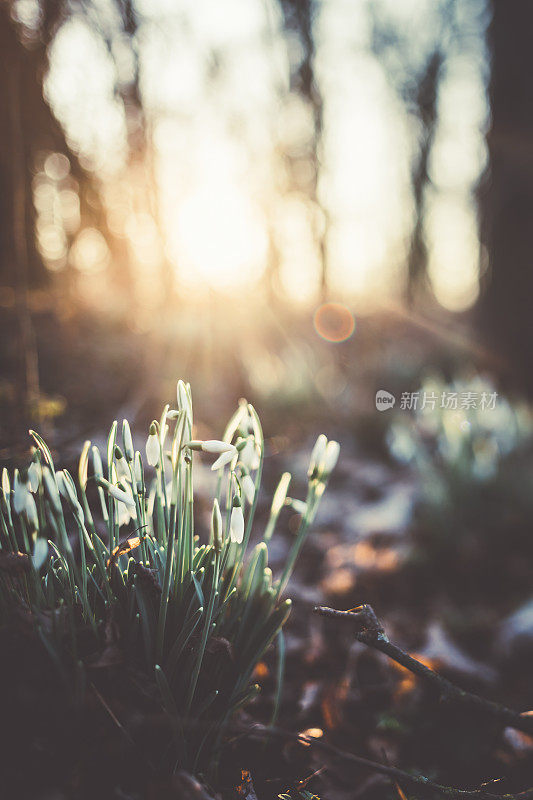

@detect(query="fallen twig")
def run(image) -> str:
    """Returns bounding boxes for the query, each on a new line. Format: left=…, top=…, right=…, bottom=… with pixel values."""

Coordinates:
left=244, top=722, right=533, bottom=800
left=313, top=604, right=533, bottom=738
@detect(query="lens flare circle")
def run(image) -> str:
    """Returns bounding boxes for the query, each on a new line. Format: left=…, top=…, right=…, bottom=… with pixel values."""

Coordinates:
left=313, top=303, right=355, bottom=342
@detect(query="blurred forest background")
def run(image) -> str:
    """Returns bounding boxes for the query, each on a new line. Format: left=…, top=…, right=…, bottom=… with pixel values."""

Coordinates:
left=2, top=2, right=533, bottom=797
left=1, top=0, right=533, bottom=452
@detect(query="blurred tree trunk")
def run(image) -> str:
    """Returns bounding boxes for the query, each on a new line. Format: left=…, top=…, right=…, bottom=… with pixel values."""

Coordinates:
left=278, top=0, right=329, bottom=302
left=0, top=8, right=47, bottom=289
left=478, top=0, right=533, bottom=390
left=0, top=9, right=42, bottom=426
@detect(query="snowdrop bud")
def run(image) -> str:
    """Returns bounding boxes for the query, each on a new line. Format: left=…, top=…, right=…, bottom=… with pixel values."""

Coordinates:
left=201, top=440, right=235, bottom=454
left=42, top=467, right=62, bottom=515
left=166, top=409, right=180, bottom=419
left=322, top=441, right=340, bottom=478
left=177, top=380, right=192, bottom=423
left=134, top=452, right=144, bottom=492
left=211, top=446, right=238, bottom=471
left=78, top=441, right=90, bottom=491
left=55, top=470, right=69, bottom=500
left=122, top=420, right=134, bottom=462
left=146, top=423, right=160, bottom=467
left=91, top=446, right=104, bottom=479
left=230, top=495, right=245, bottom=544
left=241, top=470, right=256, bottom=505
left=271, top=473, right=291, bottom=515
left=211, top=498, right=223, bottom=553
left=28, top=455, right=41, bottom=493
left=308, top=434, right=327, bottom=479
left=2, top=468, right=10, bottom=499
left=13, top=471, right=28, bottom=514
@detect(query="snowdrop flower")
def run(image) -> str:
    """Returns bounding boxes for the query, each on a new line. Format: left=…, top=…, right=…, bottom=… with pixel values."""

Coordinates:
left=308, top=434, right=327, bottom=479
left=109, top=483, right=136, bottom=508
left=146, top=422, right=160, bottom=467
left=114, top=446, right=130, bottom=482
left=24, top=493, right=39, bottom=531
left=211, top=498, right=223, bottom=553
left=323, top=441, right=340, bottom=478
left=230, top=496, right=245, bottom=544
left=117, top=500, right=134, bottom=527
left=13, top=472, right=29, bottom=514
left=42, top=467, right=61, bottom=514
left=239, top=437, right=260, bottom=471
left=28, top=459, right=41, bottom=493
left=240, top=468, right=256, bottom=505
left=287, top=497, right=307, bottom=516
left=32, top=538, right=48, bottom=571
left=211, top=447, right=238, bottom=471
left=187, top=439, right=235, bottom=455
left=96, top=477, right=136, bottom=509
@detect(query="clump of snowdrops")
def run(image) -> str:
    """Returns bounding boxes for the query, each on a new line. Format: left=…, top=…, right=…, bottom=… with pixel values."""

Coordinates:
left=387, top=374, right=533, bottom=563
left=0, top=381, right=338, bottom=775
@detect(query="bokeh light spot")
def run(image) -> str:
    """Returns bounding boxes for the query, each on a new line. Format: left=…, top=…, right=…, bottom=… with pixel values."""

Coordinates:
left=313, top=303, right=355, bottom=342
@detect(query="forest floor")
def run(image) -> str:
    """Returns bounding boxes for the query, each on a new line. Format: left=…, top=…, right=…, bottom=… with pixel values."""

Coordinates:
left=0, top=304, right=532, bottom=799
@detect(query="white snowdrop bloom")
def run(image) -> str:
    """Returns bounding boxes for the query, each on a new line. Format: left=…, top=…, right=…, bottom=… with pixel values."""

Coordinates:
left=42, top=467, right=62, bottom=514
left=24, top=493, right=39, bottom=531
left=32, top=538, right=48, bottom=571
left=288, top=498, right=307, bottom=516
left=28, top=461, right=41, bottom=493
left=118, top=501, right=134, bottom=527
left=308, top=434, right=327, bottom=478
left=211, top=446, right=238, bottom=471
left=108, top=483, right=136, bottom=508
left=241, top=473, right=256, bottom=505
left=240, top=438, right=260, bottom=471
left=146, top=424, right=160, bottom=467
left=115, top=447, right=130, bottom=482
left=230, top=497, right=245, bottom=544
left=201, top=440, right=235, bottom=454
left=13, top=473, right=29, bottom=514
left=323, top=441, right=340, bottom=477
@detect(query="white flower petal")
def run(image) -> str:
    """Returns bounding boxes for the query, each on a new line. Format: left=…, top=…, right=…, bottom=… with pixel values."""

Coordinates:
left=230, top=505, right=245, bottom=543
left=211, top=448, right=237, bottom=471
left=242, top=474, right=256, bottom=505
left=108, top=484, right=136, bottom=508
left=201, top=440, right=235, bottom=454
left=323, top=441, right=340, bottom=476
left=146, top=433, right=160, bottom=467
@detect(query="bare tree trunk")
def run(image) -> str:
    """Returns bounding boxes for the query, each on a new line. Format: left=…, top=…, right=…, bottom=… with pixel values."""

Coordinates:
left=1, top=27, right=41, bottom=427
left=478, top=0, right=533, bottom=391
